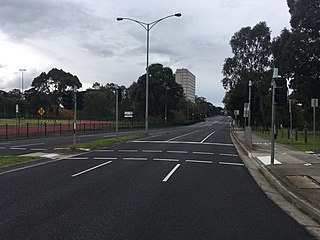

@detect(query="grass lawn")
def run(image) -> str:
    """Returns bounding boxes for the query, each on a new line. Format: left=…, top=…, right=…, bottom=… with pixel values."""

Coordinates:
left=254, top=129, right=320, bottom=152
left=0, top=156, right=39, bottom=168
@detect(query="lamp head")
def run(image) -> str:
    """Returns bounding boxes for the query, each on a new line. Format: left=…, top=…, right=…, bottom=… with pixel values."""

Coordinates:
left=175, top=13, right=182, bottom=17
left=116, top=17, right=123, bottom=21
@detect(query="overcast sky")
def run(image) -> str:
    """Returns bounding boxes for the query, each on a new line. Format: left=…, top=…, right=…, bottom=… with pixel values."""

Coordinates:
left=0, top=0, right=291, bottom=106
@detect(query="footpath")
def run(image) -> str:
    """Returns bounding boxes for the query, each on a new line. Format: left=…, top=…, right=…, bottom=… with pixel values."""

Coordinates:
left=232, top=129, right=320, bottom=239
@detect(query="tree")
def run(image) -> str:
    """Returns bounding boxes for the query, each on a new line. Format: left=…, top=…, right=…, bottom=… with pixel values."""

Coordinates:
left=30, top=68, right=82, bottom=116
left=127, top=63, right=184, bottom=121
left=222, top=22, right=273, bottom=127
left=272, top=0, right=320, bottom=123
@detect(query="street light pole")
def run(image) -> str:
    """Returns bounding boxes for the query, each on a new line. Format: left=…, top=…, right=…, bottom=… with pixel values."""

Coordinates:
left=248, top=80, right=252, bottom=127
left=117, top=13, right=181, bottom=134
left=19, top=69, right=26, bottom=99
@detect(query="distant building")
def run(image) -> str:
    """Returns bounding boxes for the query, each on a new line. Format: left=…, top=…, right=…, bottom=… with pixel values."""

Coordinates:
left=175, top=68, right=196, bottom=103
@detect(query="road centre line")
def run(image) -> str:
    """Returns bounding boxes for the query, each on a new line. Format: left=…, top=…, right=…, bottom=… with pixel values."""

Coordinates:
left=162, top=164, right=181, bottom=182
left=123, top=157, right=147, bottom=161
left=186, top=160, right=212, bottom=164
left=193, top=151, right=214, bottom=155
left=201, top=131, right=216, bottom=143
left=166, top=130, right=199, bottom=141
left=219, top=153, right=239, bottom=157
left=71, top=161, right=112, bottom=177
left=153, top=158, right=179, bottom=162
left=167, top=150, right=188, bottom=154
left=219, top=162, right=244, bottom=166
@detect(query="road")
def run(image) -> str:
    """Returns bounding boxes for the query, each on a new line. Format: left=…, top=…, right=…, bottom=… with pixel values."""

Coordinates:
left=0, top=116, right=314, bottom=239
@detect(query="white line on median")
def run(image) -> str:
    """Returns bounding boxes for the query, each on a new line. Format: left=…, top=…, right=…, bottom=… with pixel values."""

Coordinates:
left=30, top=148, right=47, bottom=151
left=162, top=164, right=181, bottom=182
left=71, top=161, right=112, bottom=177
left=11, top=143, right=45, bottom=148
left=10, top=147, right=26, bottom=150
left=186, top=160, right=212, bottom=164
left=219, top=162, right=244, bottom=166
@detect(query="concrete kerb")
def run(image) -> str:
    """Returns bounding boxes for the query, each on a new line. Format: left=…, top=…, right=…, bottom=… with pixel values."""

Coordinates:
left=230, top=128, right=320, bottom=224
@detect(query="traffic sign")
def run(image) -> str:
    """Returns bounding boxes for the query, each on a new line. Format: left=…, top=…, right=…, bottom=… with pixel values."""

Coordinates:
left=38, top=107, right=45, bottom=116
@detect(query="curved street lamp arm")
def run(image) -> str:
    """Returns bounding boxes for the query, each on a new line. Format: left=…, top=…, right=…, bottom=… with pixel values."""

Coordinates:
left=149, top=13, right=181, bottom=30
left=117, top=17, right=148, bottom=30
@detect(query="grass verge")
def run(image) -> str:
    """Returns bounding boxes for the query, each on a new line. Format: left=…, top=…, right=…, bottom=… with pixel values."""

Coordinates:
left=0, top=156, right=39, bottom=168
left=254, top=130, right=319, bottom=152
left=67, top=133, right=147, bottom=150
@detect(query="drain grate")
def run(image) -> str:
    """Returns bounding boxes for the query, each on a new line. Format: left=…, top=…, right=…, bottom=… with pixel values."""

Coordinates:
left=286, top=175, right=320, bottom=189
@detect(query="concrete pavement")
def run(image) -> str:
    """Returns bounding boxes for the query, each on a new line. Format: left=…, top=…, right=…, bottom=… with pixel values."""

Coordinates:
left=232, top=128, right=320, bottom=238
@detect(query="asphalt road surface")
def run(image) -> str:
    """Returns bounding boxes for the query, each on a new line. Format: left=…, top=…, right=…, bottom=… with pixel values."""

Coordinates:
left=0, top=116, right=314, bottom=239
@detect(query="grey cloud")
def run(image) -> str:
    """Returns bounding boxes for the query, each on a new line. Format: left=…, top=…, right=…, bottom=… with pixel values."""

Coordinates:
left=0, top=0, right=108, bottom=42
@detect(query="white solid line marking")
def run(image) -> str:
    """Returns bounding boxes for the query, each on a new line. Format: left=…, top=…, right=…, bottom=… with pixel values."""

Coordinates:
left=0, top=159, right=62, bottom=175
left=193, top=151, right=214, bottom=155
left=153, top=158, right=179, bottom=162
left=12, top=143, right=45, bottom=148
left=186, top=160, right=212, bottom=164
left=10, top=147, right=26, bottom=150
left=71, top=161, right=112, bottom=177
left=0, top=147, right=7, bottom=150
left=142, top=150, right=163, bottom=153
left=104, top=135, right=116, bottom=138
left=79, top=134, right=94, bottom=138
left=65, top=157, right=89, bottom=160
left=219, top=153, right=239, bottom=157
left=119, top=150, right=138, bottom=152
left=93, top=157, right=117, bottom=160
left=162, top=164, right=181, bottom=182
left=30, top=148, right=47, bottom=151
left=123, top=157, right=147, bottom=161
left=219, top=162, right=244, bottom=166
left=167, top=150, right=188, bottom=154
left=201, top=131, right=216, bottom=143
left=166, top=130, right=199, bottom=141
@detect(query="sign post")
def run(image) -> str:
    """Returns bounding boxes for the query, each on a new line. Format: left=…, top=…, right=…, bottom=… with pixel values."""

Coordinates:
left=311, top=98, right=318, bottom=152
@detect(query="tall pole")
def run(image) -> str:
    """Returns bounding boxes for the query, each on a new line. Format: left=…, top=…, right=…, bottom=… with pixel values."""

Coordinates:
left=145, top=24, right=150, bottom=134
left=289, top=99, right=292, bottom=140
left=19, top=69, right=26, bottom=99
left=117, top=13, right=181, bottom=135
left=271, top=68, right=278, bottom=165
left=248, top=80, right=252, bottom=127
left=116, top=86, right=119, bottom=138
left=73, top=86, right=77, bottom=146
